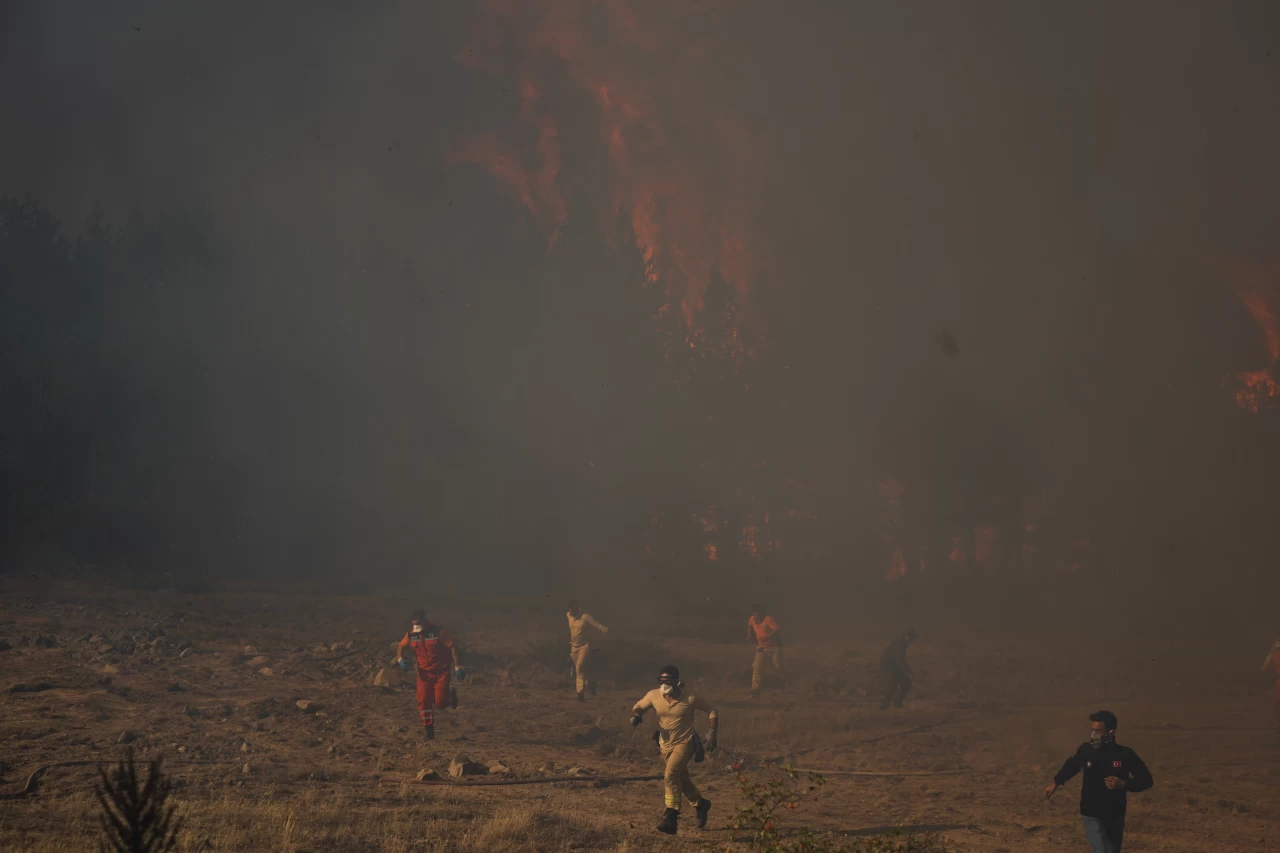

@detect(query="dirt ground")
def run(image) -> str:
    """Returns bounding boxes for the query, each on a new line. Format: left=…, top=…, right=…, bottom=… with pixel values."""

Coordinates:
left=1, top=575, right=1277, bottom=852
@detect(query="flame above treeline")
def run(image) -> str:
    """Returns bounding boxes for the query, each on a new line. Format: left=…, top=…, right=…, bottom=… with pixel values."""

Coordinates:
left=453, top=0, right=765, bottom=361
left=1224, top=262, right=1280, bottom=413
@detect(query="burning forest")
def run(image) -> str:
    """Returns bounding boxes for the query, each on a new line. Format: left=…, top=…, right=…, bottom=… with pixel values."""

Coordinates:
left=3, top=1, right=1280, bottom=851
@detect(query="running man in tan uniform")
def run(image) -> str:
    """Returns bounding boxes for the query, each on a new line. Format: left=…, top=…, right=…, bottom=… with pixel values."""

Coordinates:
left=630, top=665, right=718, bottom=835
left=747, top=604, right=784, bottom=697
left=567, top=599, right=609, bottom=701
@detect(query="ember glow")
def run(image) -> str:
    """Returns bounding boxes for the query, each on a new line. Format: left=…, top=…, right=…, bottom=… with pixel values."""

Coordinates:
left=454, top=0, right=765, bottom=358
left=1224, top=265, right=1280, bottom=412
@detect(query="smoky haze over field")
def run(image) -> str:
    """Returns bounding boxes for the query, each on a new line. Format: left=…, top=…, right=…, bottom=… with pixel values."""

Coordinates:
left=2, top=1, right=1279, bottom=625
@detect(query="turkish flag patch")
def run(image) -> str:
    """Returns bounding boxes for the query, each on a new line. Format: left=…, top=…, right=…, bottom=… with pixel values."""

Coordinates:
left=1112, top=761, right=1122, bottom=767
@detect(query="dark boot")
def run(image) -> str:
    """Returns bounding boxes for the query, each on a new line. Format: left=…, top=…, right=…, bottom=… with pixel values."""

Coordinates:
left=576, top=690, right=585, bottom=702
left=588, top=681, right=597, bottom=696
left=449, top=686, right=458, bottom=709
left=656, top=808, right=679, bottom=835
left=424, top=724, right=435, bottom=740
left=695, top=798, right=712, bottom=829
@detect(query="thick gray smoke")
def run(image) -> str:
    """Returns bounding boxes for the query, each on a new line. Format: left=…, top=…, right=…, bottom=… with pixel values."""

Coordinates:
left=2, top=2, right=1279, bottom=626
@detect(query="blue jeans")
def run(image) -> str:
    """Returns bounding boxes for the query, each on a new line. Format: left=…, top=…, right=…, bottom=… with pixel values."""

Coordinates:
left=1082, top=815, right=1125, bottom=853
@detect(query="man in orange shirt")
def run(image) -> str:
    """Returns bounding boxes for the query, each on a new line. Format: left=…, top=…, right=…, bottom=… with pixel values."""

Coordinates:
left=395, top=608, right=464, bottom=740
left=747, top=604, right=785, bottom=697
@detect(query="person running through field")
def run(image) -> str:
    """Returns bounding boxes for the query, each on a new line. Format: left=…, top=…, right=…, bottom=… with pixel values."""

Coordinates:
left=631, top=665, right=718, bottom=836
left=1263, top=638, right=1280, bottom=729
left=1044, top=710, right=1153, bottom=853
left=747, top=604, right=785, bottom=697
left=879, top=628, right=916, bottom=710
left=567, top=599, right=609, bottom=702
left=394, top=608, right=465, bottom=740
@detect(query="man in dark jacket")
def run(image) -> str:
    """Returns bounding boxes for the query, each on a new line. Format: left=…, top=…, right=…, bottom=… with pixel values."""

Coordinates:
left=878, top=628, right=916, bottom=710
left=1044, top=710, right=1153, bottom=853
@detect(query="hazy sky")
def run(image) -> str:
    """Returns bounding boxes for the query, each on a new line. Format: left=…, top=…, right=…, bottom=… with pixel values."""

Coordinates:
left=4, top=1, right=1279, bottom=582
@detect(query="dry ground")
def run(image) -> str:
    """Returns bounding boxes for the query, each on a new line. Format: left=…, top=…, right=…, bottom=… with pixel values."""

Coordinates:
left=1, top=576, right=1277, bottom=852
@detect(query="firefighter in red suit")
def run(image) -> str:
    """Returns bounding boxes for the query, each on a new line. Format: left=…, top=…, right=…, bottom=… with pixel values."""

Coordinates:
left=395, top=608, right=465, bottom=740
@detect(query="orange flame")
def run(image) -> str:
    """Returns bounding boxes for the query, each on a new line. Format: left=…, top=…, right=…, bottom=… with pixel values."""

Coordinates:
left=454, top=0, right=764, bottom=357
left=1225, top=264, right=1280, bottom=412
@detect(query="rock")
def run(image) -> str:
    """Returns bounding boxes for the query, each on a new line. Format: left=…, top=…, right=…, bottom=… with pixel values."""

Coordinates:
left=538, top=762, right=556, bottom=775
left=8, top=682, right=54, bottom=694
left=487, top=762, right=511, bottom=774
left=330, top=643, right=340, bottom=653
left=89, top=634, right=104, bottom=644
left=102, top=664, right=119, bottom=675
left=179, top=647, right=193, bottom=658
left=257, top=667, right=274, bottom=677
left=117, top=730, right=138, bottom=744
left=295, top=700, right=315, bottom=712
left=35, top=635, right=57, bottom=649
left=242, top=763, right=251, bottom=775
left=373, top=668, right=399, bottom=687
left=247, top=655, right=270, bottom=667
left=177, top=746, right=187, bottom=754
left=244, top=646, right=258, bottom=654
left=415, top=768, right=440, bottom=781
left=566, top=767, right=587, bottom=777
left=240, top=742, right=249, bottom=753
left=448, top=754, right=487, bottom=778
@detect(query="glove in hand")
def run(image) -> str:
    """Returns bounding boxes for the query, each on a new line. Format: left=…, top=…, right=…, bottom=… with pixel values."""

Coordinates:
left=630, top=713, right=643, bottom=727
left=455, top=667, right=466, bottom=682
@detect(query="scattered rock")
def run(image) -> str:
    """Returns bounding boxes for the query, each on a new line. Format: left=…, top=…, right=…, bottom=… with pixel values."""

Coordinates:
left=240, top=742, right=249, bottom=753
left=295, top=700, right=315, bottom=712
left=330, top=643, right=340, bottom=653
left=538, top=762, right=556, bottom=775
left=117, top=731, right=138, bottom=744
left=257, top=667, right=274, bottom=677
left=179, top=647, right=194, bottom=659
left=102, top=664, right=119, bottom=675
left=177, top=746, right=187, bottom=754
left=448, top=754, right=487, bottom=778
left=7, top=681, right=54, bottom=694
left=89, top=634, right=104, bottom=644
left=247, top=655, right=270, bottom=667
left=415, top=768, right=440, bottom=781
left=487, top=762, right=511, bottom=774
left=244, top=646, right=258, bottom=654
left=373, top=668, right=400, bottom=687
left=566, top=767, right=586, bottom=777
left=242, top=763, right=251, bottom=775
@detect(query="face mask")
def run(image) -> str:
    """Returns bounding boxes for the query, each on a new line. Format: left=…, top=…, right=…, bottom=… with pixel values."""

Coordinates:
left=659, top=683, right=675, bottom=696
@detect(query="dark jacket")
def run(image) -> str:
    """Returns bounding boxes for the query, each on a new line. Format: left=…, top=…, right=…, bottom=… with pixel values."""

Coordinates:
left=879, top=637, right=911, bottom=677
left=1053, top=741, right=1153, bottom=819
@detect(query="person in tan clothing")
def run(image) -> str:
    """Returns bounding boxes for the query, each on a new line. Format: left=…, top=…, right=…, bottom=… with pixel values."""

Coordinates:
left=1263, top=639, right=1280, bottom=728
left=630, top=665, right=718, bottom=835
left=747, top=604, right=785, bottom=696
left=567, top=600, right=609, bottom=701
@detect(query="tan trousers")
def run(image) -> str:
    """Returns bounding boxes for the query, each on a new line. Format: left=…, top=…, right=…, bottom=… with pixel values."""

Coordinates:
left=571, top=645, right=590, bottom=693
left=752, top=647, right=783, bottom=690
left=662, top=740, right=702, bottom=810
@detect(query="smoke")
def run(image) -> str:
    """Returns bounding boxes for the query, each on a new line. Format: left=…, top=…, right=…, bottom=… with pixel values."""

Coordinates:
left=2, top=1, right=1280, bottom=612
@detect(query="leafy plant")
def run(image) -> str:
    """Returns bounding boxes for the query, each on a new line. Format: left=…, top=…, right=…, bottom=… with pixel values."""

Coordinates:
left=94, top=749, right=183, bottom=853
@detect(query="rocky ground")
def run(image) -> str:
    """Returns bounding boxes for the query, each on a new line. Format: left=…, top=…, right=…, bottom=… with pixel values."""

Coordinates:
left=1, top=574, right=1277, bottom=851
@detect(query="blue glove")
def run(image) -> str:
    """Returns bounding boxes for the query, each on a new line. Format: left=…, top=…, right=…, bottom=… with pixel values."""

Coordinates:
left=454, top=667, right=466, bottom=682
left=397, top=659, right=409, bottom=673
